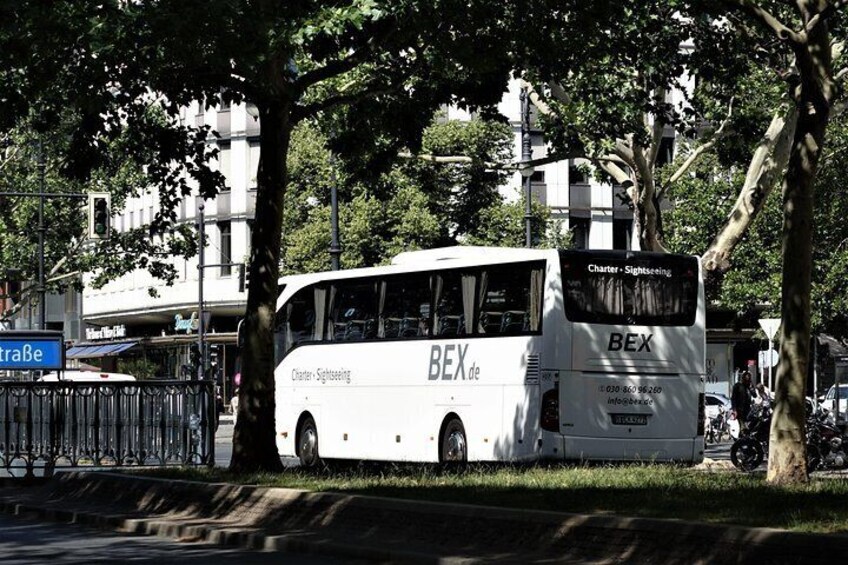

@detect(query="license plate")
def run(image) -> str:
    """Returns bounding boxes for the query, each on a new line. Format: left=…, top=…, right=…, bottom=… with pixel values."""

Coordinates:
left=611, top=413, right=648, bottom=426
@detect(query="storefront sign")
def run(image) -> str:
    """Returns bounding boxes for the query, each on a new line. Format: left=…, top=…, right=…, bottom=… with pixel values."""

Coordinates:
left=0, top=331, right=64, bottom=371
left=706, top=343, right=732, bottom=397
left=175, top=312, right=200, bottom=334
left=86, top=324, right=127, bottom=341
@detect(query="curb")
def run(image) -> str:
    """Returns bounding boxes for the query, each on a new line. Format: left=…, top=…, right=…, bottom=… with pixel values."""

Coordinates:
left=0, top=498, right=448, bottom=564
left=3, top=472, right=848, bottom=564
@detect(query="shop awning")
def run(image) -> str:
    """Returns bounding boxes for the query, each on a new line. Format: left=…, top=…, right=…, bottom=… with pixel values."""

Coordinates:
left=66, top=341, right=138, bottom=359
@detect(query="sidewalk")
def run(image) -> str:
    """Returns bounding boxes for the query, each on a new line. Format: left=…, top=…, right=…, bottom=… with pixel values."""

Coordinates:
left=2, top=471, right=846, bottom=564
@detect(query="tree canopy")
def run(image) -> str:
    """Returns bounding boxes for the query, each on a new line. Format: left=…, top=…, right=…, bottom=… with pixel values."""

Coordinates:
left=3, top=0, right=520, bottom=472
left=281, top=115, right=561, bottom=274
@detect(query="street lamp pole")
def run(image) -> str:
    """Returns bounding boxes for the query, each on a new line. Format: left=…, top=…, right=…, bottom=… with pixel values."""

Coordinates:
left=197, top=202, right=206, bottom=381
left=37, top=138, right=46, bottom=330
left=520, top=87, right=534, bottom=248
left=329, top=156, right=341, bottom=271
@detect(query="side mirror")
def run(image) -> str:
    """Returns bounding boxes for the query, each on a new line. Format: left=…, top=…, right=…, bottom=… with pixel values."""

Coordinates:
left=817, top=395, right=825, bottom=402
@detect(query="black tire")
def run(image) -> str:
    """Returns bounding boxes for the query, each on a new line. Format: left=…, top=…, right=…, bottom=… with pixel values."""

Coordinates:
left=731, top=437, right=764, bottom=471
left=440, top=417, right=467, bottom=464
left=297, top=415, right=321, bottom=468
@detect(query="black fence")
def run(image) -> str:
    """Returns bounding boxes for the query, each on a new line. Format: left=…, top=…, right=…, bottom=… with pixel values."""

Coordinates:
left=0, top=380, right=215, bottom=478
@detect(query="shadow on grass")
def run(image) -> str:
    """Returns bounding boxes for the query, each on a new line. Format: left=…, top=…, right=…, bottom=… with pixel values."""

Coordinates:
left=138, top=461, right=848, bottom=534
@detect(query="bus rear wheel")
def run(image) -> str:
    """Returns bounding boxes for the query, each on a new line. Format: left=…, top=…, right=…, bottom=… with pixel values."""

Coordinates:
left=440, top=417, right=467, bottom=464
left=298, top=415, right=321, bottom=468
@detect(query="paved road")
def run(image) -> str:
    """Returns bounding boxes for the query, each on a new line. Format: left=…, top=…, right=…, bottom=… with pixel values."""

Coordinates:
left=215, top=420, right=298, bottom=468
left=705, top=439, right=732, bottom=462
left=216, top=420, right=233, bottom=467
left=0, top=512, right=357, bottom=564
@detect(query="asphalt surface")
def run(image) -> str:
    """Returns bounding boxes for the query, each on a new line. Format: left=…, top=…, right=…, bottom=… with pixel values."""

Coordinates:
left=0, top=511, right=357, bottom=564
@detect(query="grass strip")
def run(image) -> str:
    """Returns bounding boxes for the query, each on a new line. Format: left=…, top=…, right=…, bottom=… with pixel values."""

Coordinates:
left=136, top=463, right=848, bottom=534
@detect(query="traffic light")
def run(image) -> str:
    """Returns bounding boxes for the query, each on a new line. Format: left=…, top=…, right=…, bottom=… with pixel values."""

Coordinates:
left=88, top=192, right=111, bottom=240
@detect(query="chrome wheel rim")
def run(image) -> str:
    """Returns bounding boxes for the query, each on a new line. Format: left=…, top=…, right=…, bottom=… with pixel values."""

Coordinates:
left=446, top=430, right=466, bottom=461
left=301, top=427, right=317, bottom=465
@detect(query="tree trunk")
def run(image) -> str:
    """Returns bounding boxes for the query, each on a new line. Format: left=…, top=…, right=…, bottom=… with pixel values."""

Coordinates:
left=767, top=107, right=820, bottom=485
left=230, top=99, right=290, bottom=473
left=632, top=145, right=666, bottom=252
left=767, top=4, right=834, bottom=484
left=701, top=107, right=797, bottom=274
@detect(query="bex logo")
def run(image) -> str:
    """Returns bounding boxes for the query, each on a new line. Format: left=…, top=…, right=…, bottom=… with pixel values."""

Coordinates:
left=608, top=332, right=653, bottom=352
left=428, top=344, right=480, bottom=380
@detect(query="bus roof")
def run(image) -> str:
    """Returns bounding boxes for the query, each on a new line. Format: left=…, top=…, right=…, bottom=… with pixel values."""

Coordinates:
left=278, top=246, right=554, bottom=287
left=391, top=246, right=550, bottom=265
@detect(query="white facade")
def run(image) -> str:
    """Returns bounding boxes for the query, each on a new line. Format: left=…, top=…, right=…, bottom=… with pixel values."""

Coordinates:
left=83, top=100, right=259, bottom=328
left=449, top=77, right=696, bottom=251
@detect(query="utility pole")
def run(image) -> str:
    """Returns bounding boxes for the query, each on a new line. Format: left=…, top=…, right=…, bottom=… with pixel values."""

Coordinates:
left=520, top=87, right=534, bottom=248
left=197, top=202, right=206, bottom=381
left=329, top=155, right=341, bottom=271
left=0, top=186, right=91, bottom=331
left=37, top=138, right=46, bottom=330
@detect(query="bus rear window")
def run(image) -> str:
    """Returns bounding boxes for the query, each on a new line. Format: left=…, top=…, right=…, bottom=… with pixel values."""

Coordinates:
left=560, top=251, right=698, bottom=326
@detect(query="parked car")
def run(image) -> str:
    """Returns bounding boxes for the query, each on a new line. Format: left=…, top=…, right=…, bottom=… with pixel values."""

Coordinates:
left=705, top=392, right=731, bottom=420
left=820, top=384, right=848, bottom=419
left=38, top=370, right=136, bottom=382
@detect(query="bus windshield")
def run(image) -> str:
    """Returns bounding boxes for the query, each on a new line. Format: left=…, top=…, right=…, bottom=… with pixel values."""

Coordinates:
left=560, top=250, right=699, bottom=326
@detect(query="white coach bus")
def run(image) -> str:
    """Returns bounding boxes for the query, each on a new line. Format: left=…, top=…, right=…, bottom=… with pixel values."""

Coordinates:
left=274, top=247, right=705, bottom=466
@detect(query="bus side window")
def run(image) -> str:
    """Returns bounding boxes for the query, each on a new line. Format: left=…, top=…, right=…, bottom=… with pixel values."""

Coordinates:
left=478, top=263, right=544, bottom=335
left=328, top=280, right=378, bottom=341
left=434, top=271, right=475, bottom=337
left=285, top=288, right=318, bottom=351
left=379, top=274, right=431, bottom=339
left=276, top=286, right=327, bottom=361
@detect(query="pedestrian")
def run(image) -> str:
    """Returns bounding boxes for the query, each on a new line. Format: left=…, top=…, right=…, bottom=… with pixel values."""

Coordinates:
left=230, top=386, right=239, bottom=417
left=732, top=370, right=753, bottom=431
left=754, top=382, right=772, bottom=409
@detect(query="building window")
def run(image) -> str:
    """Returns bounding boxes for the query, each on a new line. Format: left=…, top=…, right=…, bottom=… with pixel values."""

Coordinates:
left=248, top=139, right=260, bottom=190
left=219, top=221, right=232, bottom=276
left=613, top=219, right=633, bottom=250
left=571, top=217, right=590, bottom=249
left=218, top=89, right=231, bottom=111
left=656, top=136, right=675, bottom=167
left=569, top=160, right=587, bottom=184
left=530, top=170, right=547, bottom=206
left=219, top=141, right=231, bottom=191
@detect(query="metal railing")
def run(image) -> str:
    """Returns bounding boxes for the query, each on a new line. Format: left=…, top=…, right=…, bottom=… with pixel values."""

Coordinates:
left=0, top=380, right=215, bottom=478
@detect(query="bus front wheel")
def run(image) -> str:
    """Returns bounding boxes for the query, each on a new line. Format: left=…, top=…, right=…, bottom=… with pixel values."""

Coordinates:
left=440, top=417, right=467, bottom=464
left=298, top=415, right=321, bottom=468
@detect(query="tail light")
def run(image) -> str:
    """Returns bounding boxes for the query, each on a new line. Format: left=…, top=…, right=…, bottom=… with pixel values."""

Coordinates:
left=697, top=393, right=705, bottom=436
left=541, top=386, right=559, bottom=432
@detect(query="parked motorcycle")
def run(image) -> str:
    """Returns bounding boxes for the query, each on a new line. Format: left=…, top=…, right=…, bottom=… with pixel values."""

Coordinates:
left=705, top=406, right=731, bottom=444
left=807, top=405, right=848, bottom=470
left=730, top=405, right=772, bottom=471
left=731, top=402, right=841, bottom=472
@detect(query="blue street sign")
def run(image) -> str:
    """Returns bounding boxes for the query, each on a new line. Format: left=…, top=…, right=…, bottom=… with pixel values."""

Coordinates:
left=0, top=331, right=64, bottom=371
